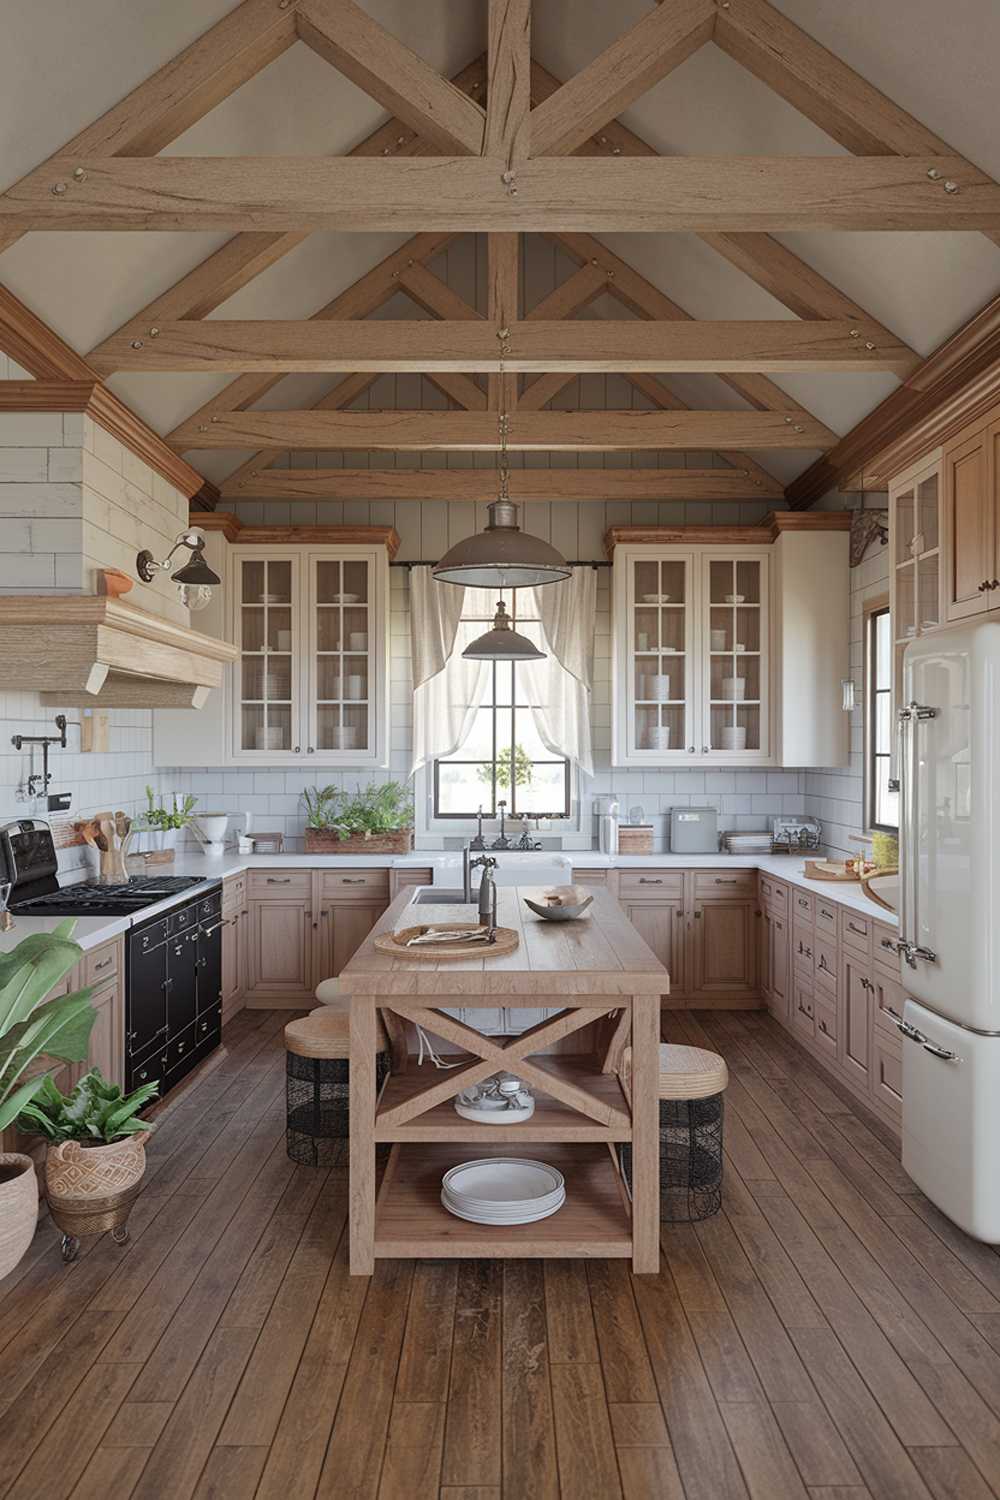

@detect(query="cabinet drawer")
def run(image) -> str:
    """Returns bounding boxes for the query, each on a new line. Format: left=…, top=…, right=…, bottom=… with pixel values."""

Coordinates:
left=874, top=922, right=900, bottom=975
left=249, top=870, right=312, bottom=898
left=814, top=992, right=838, bottom=1057
left=85, top=940, right=121, bottom=988
left=320, top=869, right=390, bottom=901
left=694, top=870, right=757, bottom=899
left=222, top=873, right=247, bottom=913
left=571, top=869, right=608, bottom=886
left=814, top=934, right=839, bottom=991
left=758, top=875, right=787, bottom=914
left=872, top=1031, right=903, bottom=1116
left=790, top=888, right=815, bottom=923
left=793, top=921, right=815, bottom=974
left=841, top=909, right=872, bottom=958
left=815, top=898, right=839, bottom=935
left=392, top=867, right=434, bottom=890
left=619, top=871, right=684, bottom=900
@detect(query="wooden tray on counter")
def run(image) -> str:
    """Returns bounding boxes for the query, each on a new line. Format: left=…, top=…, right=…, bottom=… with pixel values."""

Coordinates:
left=373, top=923, right=520, bottom=961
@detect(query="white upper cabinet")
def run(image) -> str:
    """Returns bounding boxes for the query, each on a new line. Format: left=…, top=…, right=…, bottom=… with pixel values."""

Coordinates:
left=155, top=535, right=391, bottom=769
left=613, top=544, right=770, bottom=764
left=610, top=524, right=849, bottom=770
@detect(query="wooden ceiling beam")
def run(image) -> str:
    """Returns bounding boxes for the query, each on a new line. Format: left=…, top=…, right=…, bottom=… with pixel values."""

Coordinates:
left=87, top=57, right=487, bottom=362
left=485, top=0, right=531, bottom=166
left=158, top=231, right=455, bottom=439
left=97, top=318, right=914, bottom=375
left=295, top=0, right=485, bottom=155
left=7, top=155, right=996, bottom=232
left=219, top=466, right=775, bottom=503
left=528, top=0, right=715, bottom=158
left=622, top=373, right=789, bottom=495
left=169, top=409, right=833, bottom=453
left=0, top=0, right=301, bottom=259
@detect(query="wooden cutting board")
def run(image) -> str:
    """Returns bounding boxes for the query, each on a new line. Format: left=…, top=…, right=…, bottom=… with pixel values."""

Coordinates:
left=374, top=923, right=520, bottom=961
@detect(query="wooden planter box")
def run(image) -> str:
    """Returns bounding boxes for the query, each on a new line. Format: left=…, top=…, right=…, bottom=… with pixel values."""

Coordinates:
left=303, top=828, right=413, bottom=855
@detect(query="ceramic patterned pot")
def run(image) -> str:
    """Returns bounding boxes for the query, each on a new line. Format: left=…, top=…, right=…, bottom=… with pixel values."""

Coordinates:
left=0, top=1154, right=38, bottom=1282
left=45, top=1135, right=148, bottom=1263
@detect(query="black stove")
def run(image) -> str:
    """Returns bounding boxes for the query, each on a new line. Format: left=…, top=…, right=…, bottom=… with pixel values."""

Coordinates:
left=0, top=819, right=207, bottom=916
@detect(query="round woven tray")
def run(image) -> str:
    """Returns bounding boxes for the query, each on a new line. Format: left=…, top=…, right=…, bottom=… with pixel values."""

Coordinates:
left=374, top=923, right=520, bottom=961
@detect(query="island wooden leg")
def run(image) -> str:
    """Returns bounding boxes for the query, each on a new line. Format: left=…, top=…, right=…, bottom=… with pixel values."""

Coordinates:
left=630, top=993, right=660, bottom=1274
left=349, top=993, right=377, bottom=1276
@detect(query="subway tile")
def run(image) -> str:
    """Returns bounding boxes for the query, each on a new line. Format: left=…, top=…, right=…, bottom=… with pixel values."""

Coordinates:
left=0, top=449, right=47, bottom=481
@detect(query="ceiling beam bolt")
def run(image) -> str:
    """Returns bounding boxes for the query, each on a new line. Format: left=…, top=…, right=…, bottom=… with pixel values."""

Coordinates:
left=501, top=169, right=518, bottom=197
left=50, top=182, right=67, bottom=196
left=130, top=339, right=143, bottom=350
left=944, top=180, right=959, bottom=193
left=865, top=341, right=875, bottom=350
left=849, top=329, right=860, bottom=337
left=927, top=168, right=942, bottom=180
left=72, top=168, right=86, bottom=182
left=149, top=327, right=160, bottom=338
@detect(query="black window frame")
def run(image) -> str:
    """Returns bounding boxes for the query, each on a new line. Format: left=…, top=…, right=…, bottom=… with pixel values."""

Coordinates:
left=866, top=603, right=898, bottom=834
left=432, top=594, right=572, bottom=821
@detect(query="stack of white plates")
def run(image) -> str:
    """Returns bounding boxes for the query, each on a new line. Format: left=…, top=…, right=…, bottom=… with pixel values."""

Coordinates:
left=441, top=1158, right=565, bottom=1225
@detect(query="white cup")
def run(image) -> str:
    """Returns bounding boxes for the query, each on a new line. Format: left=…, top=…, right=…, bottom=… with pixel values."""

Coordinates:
left=636, top=632, right=650, bottom=652
left=276, top=629, right=292, bottom=651
left=722, top=677, right=746, bottom=701
left=349, top=632, right=368, bottom=652
left=710, top=628, right=727, bottom=651
left=649, top=674, right=671, bottom=702
left=346, top=674, right=366, bottom=699
left=647, top=726, right=671, bottom=750
left=721, top=726, right=747, bottom=751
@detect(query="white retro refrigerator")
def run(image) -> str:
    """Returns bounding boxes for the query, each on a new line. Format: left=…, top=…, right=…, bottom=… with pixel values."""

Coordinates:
left=897, top=619, right=1000, bottom=1242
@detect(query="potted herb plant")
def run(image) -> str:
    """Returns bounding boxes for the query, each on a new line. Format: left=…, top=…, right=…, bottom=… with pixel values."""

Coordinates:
left=136, top=785, right=198, bottom=854
left=16, top=1068, right=159, bottom=1263
left=302, top=780, right=414, bottom=854
left=0, top=921, right=95, bottom=1280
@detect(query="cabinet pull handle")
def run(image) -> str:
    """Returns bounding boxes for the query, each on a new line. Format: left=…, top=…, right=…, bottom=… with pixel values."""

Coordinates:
left=203, top=920, right=229, bottom=936
left=266, top=877, right=292, bottom=885
left=979, top=580, right=990, bottom=592
left=992, top=580, right=1000, bottom=590
left=714, top=878, right=738, bottom=884
left=797, top=897, right=809, bottom=908
left=343, top=877, right=366, bottom=884
left=639, top=878, right=663, bottom=885
left=847, top=921, right=866, bottom=935
left=93, top=955, right=113, bottom=972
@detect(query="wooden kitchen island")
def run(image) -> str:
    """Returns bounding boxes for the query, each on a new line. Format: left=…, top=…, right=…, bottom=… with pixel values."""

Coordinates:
left=338, top=884, right=667, bottom=1276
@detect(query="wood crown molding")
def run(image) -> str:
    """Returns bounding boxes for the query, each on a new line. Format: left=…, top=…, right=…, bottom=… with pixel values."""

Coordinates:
left=787, top=290, right=1000, bottom=503
left=603, top=512, right=852, bottom=554
left=0, top=283, right=215, bottom=503
left=191, top=511, right=401, bottom=558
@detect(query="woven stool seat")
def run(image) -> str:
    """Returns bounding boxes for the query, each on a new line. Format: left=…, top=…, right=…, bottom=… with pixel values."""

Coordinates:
left=285, top=1008, right=349, bottom=1060
left=658, top=1043, right=728, bottom=1100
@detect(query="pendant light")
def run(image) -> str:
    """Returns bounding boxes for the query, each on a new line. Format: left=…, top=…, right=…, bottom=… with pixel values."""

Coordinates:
left=433, top=328, right=571, bottom=590
left=462, top=599, right=545, bottom=662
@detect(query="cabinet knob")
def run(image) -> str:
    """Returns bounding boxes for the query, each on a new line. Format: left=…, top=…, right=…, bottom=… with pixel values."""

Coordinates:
left=688, top=746, right=696, bottom=753
left=308, top=746, right=315, bottom=754
left=294, top=745, right=301, bottom=754
left=702, top=745, right=709, bottom=754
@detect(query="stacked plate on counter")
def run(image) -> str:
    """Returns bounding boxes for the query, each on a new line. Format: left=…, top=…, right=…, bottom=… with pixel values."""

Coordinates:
left=441, top=1158, right=565, bottom=1225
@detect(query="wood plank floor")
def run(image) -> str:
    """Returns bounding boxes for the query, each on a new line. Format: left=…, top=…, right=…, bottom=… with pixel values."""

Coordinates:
left=3, top=1006, right=1000, bottom=1499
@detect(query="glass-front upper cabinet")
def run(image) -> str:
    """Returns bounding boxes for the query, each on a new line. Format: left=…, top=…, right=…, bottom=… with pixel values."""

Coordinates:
left=230, top=546, right=389, bottom=766
left=889, top=453, right=942, bottom=780
left=612, top=546, right=770, bottom=765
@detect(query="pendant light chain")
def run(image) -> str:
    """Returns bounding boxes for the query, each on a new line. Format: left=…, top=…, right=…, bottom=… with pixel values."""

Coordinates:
left=497, top=324, right=512, bottom=506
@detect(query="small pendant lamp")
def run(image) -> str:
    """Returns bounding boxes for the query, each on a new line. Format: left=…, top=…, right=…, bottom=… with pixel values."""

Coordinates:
left=462, top=599, right=546, bottom=662
left=433, top=329, right=570, bottom=592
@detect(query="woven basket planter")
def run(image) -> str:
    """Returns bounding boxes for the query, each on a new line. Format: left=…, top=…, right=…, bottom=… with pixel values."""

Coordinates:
left=0, top=1154, right=38, bottom=1281
left=303, top=828, right=412, bottom=855
left=45, top=1135, right=148, bottom=1260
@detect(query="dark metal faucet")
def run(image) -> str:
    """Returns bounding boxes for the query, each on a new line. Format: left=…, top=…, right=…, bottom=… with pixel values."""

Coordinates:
left=469, top=806, right=486, bottom=851
left=491, top=799, right=511, bottom=850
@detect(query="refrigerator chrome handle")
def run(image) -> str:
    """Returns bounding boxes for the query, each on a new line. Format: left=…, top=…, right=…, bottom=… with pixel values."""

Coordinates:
left=885, top=1004, right=926, bottom=1043
left=897, top=707, right=914, bottom=954
left=921, top=1041, right=959, bottom=1061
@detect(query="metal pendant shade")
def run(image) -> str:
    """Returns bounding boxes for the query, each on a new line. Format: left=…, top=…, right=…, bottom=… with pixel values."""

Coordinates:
left=462, top=600, right=546, bottom=662
left=434, top=499, right=571, bottom=590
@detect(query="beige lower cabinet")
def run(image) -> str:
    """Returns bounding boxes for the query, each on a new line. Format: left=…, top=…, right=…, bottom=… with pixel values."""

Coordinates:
left=689, top=898, right=757, bottom=1003
left=222, top=873, right=249, bottom=1022
left=624, top=900, right=686, bottom=995
left=616, top=869, right=758, bottom=1005
left=761, top=905, right=790, bottom=1023
left=242, top=868, right=390, bottom=1007
left=88, top=976, right=124, bottom=1088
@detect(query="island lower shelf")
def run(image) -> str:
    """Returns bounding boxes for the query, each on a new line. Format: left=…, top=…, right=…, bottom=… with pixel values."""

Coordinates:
left=373, top=1141, right=633, bottom=1260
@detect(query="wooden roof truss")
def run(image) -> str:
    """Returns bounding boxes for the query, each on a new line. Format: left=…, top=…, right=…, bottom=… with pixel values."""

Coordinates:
left=1, top=0, right=996, bottom=507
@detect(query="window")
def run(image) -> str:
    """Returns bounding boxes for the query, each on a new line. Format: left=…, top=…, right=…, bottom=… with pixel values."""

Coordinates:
left=434, top=593, right=571, bottom=820
left=866, top=605, right=898, bottom=831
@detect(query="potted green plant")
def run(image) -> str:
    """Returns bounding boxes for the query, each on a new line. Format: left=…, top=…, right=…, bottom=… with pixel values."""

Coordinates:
left=136, top=785, right=198, bottom=854
left=0, top=921, right=95, bottom=1280
left=16, top=1068, right=159, bottom=1263
left=302, top=780, right=414, bottom=854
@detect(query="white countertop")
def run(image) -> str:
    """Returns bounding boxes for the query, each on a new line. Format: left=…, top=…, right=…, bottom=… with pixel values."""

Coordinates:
left=1, top=845, right=895, bottom=957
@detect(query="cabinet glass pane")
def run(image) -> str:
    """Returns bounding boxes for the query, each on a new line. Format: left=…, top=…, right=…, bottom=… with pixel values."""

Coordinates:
left=635, top=704, right=683, bottom=753
left=917, top=473, right=939, bottom=552
left=709, top=702, right=761, bottom=753
left=310, top=557, right=372, bottom=757
left=315, top=560, right=341, bottom=604
left=895, top=561, right=916, bottom=641
left=895, top=485, right=915, bottom=564
left=239, top=559, right=296, bottom=753
left=316, top=703, right=369, bottom=753
left=918, top=555, right=940, bottom=630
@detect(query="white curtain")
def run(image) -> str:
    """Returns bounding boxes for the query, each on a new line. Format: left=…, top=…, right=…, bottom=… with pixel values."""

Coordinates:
left=521, top=567, right=595, bottom=775
left=410, top=568, right=489, bottom=774
left=410, top=566, right=595, bottom=776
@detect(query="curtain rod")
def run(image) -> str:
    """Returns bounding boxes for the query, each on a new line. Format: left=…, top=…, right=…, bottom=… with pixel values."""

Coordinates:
left=391, top=560, right=609, bottom=570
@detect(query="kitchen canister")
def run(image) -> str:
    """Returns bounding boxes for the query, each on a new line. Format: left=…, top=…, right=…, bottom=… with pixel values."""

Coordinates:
left=348, top=632, right=368, bottom=652
left=649, top=674, right=672, bottom=702
left=710, top=628, right=727, bottom=651
left=722, top=677, right=746, bottom=701
left=647, top=726, right=671, bottom=750
left=345, top=674, right=366, bottom=699
left=721, top=726, right=747, bottom=750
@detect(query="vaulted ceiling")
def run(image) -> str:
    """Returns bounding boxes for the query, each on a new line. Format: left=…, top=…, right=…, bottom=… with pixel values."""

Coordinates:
left=1, top=0, right=998, bottom=506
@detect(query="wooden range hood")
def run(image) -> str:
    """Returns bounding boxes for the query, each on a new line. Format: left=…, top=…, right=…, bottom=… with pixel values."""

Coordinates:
left=0, top=596, right=238, bottom=708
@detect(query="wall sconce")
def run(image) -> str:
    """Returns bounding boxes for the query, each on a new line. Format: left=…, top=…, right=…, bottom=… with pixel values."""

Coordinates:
left=136, top=528, right=220, bottom=613
left=841, top=678, right=856, bottom=712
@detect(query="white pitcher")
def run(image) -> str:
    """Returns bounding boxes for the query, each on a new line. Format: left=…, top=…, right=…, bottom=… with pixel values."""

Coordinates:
left=191, top=812, right=229, bottom=857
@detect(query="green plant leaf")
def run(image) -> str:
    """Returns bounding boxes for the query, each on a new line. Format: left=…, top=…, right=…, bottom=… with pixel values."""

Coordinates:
left=1, top=993, right=96, bottom=1106
left=0, top=1074, right=48, bottom=1134
left=0, top=935, right=83, bottom=1040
